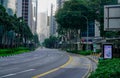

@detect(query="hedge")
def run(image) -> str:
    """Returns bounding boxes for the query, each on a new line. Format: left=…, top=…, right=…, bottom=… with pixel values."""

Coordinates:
left=67, top=50, right=92, bottom=55
left=89, top=58, right=120, bottom=78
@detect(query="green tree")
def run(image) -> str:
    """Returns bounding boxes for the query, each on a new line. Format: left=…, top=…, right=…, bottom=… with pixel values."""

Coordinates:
left=33, top=33, right=40, bottom=47
left=0, top=5, right=33, bottom=48
left=43, top=36, right=58, bottom=48
left=56, top=0, right=89, bottom=30
left=55, top=0, right=93, bottom=50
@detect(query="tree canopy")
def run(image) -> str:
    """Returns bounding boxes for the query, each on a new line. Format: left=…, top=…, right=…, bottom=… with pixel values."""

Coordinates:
left=55, top=0, right=118, bottom=37
left=55, top=0, right=90, bottom=30
left=0, top=5, right=34, bottom=48
left=43, top=36, right=58, bottom=48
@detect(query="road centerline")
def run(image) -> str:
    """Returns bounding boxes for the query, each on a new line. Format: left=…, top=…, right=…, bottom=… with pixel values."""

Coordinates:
left=32, top=55, right=73, bottom=78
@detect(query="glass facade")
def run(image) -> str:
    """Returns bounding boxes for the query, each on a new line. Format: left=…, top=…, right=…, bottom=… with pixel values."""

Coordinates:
left=81, top=21, right=95, bottom=37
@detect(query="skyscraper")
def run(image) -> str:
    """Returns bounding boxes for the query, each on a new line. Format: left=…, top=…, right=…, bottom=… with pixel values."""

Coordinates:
left=17, top=0, right=37, bottom=34
left=28, top=0, right=37, bottom=34
left=38, top=12, right=49, bottom=43
left=50, top=4, right=58, bottom=36
left=17, top=0, right=29, bottom=23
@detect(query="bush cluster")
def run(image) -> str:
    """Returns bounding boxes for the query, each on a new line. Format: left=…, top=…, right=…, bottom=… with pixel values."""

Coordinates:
left=67, top=50, right=92, bottom=55
left=89, top=58, right=120, bottom=78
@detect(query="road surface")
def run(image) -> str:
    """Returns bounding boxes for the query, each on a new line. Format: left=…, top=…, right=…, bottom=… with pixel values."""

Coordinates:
left=0, top=48, right=97, bottom=78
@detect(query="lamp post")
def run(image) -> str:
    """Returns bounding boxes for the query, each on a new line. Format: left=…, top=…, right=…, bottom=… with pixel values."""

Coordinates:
left=82, top=16, right=89, bottom=50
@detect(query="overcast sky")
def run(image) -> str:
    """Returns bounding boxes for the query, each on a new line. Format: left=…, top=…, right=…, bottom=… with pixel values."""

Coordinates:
left=38, top=0, right=56, bottom=13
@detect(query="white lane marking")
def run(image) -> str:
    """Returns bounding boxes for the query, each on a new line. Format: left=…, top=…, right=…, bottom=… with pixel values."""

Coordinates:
left=15, top=69, right=35, bottom=74
left=1, top=74, right=16, bottom=78
left=0, top=69, right=35, bottom=78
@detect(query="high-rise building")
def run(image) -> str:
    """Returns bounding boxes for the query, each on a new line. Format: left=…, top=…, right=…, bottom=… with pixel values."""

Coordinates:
left=50, top=16, right=57, bottom=36
left=17, top=0, right=37, bottom=34
left=38, top=12, right=49, bottom=43
left=28, top=0, right=37, bottom=34
left=17, top=0, right=29, bottom=23
left=50, top=4, right=58, bottom=36
left=0, top=0, right=16, bottom=15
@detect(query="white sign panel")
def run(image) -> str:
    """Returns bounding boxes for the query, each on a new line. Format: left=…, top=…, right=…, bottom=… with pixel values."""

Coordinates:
left=104, top=5, right=120, bottom=31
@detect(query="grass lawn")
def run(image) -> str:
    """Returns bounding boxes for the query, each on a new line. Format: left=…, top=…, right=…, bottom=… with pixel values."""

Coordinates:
left=0, top=47, right=31, bottom=57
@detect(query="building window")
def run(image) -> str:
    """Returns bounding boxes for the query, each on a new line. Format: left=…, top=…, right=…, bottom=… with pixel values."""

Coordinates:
left=81, top=21, right=95, bottom=37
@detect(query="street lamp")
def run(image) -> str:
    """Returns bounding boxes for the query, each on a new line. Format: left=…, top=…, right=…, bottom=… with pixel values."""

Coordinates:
left=82, top=16, right=89, bottom=50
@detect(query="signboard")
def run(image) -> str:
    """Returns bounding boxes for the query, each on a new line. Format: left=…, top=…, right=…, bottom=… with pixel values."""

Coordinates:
left=104, top=5, right=120, bottom=31
left=103, top=44, right=113, bottom=59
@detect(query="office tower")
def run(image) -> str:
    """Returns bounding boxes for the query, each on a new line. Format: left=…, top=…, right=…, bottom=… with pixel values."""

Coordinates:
left=50, top=4, right=58, bottom=36
left=17, top=0, right=37, bottom=34
left=38, top=12, right=49, bottom=43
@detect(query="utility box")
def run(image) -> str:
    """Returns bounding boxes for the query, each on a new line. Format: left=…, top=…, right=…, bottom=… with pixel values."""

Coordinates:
left=104, top=5, right=120, bottom=31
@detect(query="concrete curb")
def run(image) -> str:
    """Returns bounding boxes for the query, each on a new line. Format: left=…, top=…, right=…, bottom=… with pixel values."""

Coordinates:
left=87, top=56, right=98, bottom=64
left=84, top=55, right=99, bottom=78
left=83, top=62, right=92, bottom=78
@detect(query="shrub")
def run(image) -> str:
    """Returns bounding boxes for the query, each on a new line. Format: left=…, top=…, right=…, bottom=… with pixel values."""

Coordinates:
left=96, top=49, right=101, bottom=53
left=89, top=58, right=120, bottom=78
left=79, top=50, right=92, bottom=55
left=67, top=50, right=92, bottom=55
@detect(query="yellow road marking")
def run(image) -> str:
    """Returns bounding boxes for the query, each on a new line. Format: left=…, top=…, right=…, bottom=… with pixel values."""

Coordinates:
left=82, top=63, right=91, bottom=78
left=32, top=56, right=73, bottom=78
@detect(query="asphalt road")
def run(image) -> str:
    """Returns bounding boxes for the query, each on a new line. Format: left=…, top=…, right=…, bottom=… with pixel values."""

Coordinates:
left=0, top=48, right=96, bottom=78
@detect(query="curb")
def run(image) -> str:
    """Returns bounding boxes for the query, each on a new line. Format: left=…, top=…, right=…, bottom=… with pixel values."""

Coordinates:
left=83, top=62, right=92, bottom=78
left=84, top=56, right=99, bottom=78
left=87, top=56, right=98, bottom=64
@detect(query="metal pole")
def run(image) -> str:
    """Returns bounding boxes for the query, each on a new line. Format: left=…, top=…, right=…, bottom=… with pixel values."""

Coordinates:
left=82, top=16, right=88, bottom=50
left=86, top=17, right=89, bottom=50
